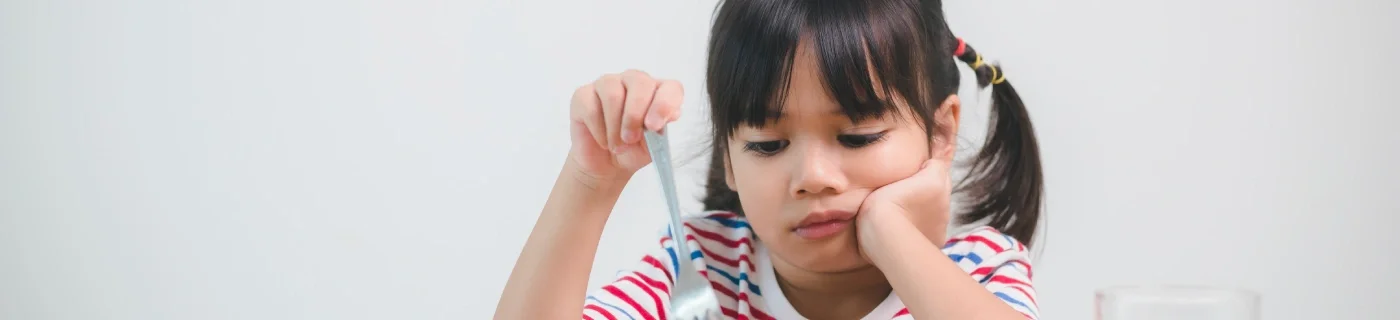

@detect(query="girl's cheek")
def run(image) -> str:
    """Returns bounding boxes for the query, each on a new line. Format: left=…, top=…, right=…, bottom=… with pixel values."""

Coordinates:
left=732, top=166, right=790, bottom=239
left=732, top=159, right=786, bottom=206
left=852, top=139, right=925, bottom=187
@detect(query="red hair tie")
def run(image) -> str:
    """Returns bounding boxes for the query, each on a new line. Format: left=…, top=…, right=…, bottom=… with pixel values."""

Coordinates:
left=953, top=38, right=967, bottom=57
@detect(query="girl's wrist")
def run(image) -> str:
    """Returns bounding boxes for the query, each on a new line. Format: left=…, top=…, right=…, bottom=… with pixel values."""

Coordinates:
left=564, top=154, right=633, bottom=195
left=548, top=157, right=631, bottom=221
left=857, top=206, right=923, bottom=268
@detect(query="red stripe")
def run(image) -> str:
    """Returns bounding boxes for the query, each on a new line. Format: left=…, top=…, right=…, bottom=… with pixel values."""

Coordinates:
left=620, top=275, right=665, bottom=320
left=1013, top=259, right=1036, bottom=279
left=1010, top=260, right=1033, bottom=279
left=893, top=308, right=910, bottom=318
left=641, top=255, right=674, bottom=287
left=685, top=223, right=751, bottom=248
left=690, top=235, right=755, bottom=271
left=584, top=304, right=616, bottom=320
left=633, top=271, right=670, bottom=295
left=710, top=280, right=737, bottom=299
left=666, top=230, right=754, bottom=272
left=711, top=279, right=766, bottom=319
left=721, top=306, right=739, bottom=319
left=736, top=292, right=776, bottom=320
left=1013, top=285, right=1036, bottom=307
left=602, top=285, right=655, bottom=320
left=971, top=266, right=995, bottom=277
left=973, top=260, right=1034, bottom=278
left=584, top=315, right=594, bottom=320
left=708, top=212, right=739, bottom=219
left=944, top=234, right=1005, bottom=253
left=988, top=275, right=1031, bottom=288
left=751, top=303, right=776, bottom=320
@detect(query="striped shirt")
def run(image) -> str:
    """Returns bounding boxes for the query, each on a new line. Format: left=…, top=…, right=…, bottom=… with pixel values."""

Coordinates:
left=582, top=211, right=1039, bottom=320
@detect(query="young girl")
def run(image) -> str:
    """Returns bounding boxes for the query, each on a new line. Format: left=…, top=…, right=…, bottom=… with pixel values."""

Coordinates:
left=496, top=0, right=1043, bottom=319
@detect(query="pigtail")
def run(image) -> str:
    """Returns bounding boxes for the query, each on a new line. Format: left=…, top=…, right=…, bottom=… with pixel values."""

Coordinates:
left=951, top=38, right=1044, bottom=246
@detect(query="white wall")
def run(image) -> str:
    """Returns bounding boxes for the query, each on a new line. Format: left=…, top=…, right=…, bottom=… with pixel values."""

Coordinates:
left=1, top=0, right=1396, bottom=319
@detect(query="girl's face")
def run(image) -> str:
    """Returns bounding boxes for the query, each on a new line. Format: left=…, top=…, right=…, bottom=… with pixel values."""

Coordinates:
left=725, top=47, right=943, bottom=273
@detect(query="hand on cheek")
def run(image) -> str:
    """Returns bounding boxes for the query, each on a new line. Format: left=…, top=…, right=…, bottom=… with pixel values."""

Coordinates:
left=854, top=158, right=953, bottom=266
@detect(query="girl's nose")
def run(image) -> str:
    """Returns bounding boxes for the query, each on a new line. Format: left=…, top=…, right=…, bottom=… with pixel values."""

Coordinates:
left=789, top=143, right=848, bottom=199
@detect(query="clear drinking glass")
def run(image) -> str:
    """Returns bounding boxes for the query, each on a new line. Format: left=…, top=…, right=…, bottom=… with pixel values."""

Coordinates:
left=1096, top=285, right=1260, bottom=320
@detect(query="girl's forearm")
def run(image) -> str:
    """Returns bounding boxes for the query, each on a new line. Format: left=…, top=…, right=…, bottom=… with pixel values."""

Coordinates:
left=862, top=214, right=1025, bottom=320
left=493, top=160, right=628, bottom=319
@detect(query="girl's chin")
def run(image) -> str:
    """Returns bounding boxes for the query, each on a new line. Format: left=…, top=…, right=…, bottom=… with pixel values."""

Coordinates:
left=790, top=248, right=871, bottom=273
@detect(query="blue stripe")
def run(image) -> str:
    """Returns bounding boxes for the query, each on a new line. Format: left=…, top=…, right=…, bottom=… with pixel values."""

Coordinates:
left=664, top=247, right=679, bottom=282
left=948, top=252, right=982, bottom=264
left=1002, top=234, right=1016, bottom=249
left=706, top=265, right=762, bottom=295
left=587, top=295, right=638, bottom=320
left=705, top=215, right=755, bottom=233
left=994, top=292, right=1037, bottom=318
left=661, top=228, right=681, bottom=281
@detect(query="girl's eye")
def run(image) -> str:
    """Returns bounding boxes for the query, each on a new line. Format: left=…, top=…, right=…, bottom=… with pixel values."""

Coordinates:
left=837, top=132, right=887, bottom=148
left=743, top=140, right=789, bottom=156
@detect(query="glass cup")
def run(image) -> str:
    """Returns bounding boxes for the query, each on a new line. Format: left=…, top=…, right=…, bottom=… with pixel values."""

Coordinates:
left=1096, top=285, right=1260, bottom=320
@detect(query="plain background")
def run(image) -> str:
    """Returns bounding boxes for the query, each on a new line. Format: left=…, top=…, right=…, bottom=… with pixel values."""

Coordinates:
left=2, top=0, right=1398, bottom=319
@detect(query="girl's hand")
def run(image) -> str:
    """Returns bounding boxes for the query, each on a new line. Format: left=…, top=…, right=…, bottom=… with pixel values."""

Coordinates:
left=567, top=70, right=684, bottom=190
left=855, top=158, right=953, bottom=265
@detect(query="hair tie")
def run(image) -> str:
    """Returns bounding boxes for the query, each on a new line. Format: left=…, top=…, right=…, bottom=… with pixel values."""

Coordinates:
left=954, top=38, right=967, bottom=57
left=971, top=54, right=985, bottom=70
left=990, top=65, right=1007, bottom=84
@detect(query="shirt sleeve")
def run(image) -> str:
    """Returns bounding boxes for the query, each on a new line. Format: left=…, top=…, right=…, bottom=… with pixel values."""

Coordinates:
left=943, top=226, right=1040, bottom=319
left=581, top=225, right=680, bottom=320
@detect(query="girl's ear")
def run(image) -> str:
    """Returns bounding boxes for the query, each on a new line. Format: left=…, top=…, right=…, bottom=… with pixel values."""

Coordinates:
left=932, top=94, right=962, bottom=161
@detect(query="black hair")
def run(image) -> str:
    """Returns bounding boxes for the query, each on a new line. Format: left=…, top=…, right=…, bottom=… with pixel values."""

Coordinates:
left=699, top=0, right=1043, bottom=246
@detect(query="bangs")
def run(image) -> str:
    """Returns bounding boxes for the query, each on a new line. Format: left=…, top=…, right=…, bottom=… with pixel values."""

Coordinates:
left=706, top=0, right=946, bottom=139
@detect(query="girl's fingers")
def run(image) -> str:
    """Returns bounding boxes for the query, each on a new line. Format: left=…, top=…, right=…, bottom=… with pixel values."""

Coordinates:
left=619, top=69, right=656, bottom=144
left=570, top=84, right=607, bottom=149
left=594, top=74, right=626, bottom=153
left=916, top=158, right=953, bottom=192
left=645, top=79, right=684, bottom=132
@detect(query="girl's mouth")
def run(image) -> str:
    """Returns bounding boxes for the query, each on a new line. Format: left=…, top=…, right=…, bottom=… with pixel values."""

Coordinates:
left=793, top=210, right=856, bottom=239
